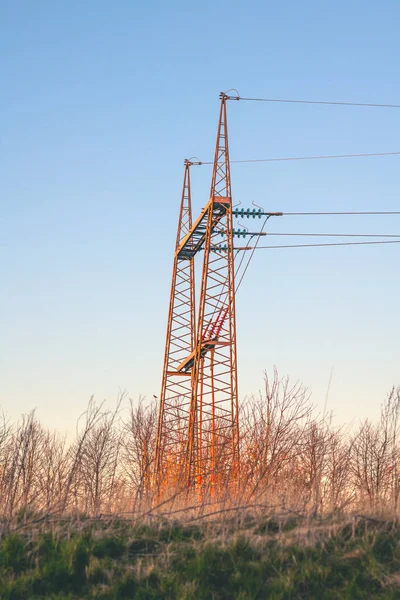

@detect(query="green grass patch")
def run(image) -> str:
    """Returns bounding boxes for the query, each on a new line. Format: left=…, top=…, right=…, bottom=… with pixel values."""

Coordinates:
left=0, top=517, right=399, bottom=598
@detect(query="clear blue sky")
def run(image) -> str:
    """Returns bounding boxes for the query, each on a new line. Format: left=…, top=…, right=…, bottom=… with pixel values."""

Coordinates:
left=1, top=1, right=399, bottom=433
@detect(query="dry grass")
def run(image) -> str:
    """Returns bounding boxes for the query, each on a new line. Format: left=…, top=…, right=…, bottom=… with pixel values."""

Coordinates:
left=1, top=513, right=400, bottom=598
left=0, top=372, right=399, bottom=530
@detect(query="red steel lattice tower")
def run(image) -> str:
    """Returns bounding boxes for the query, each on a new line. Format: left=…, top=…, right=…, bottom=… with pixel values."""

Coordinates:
left=154, top=160, right=196, bottom=490
left=155, top=94, right=239, bottom=497
left=188, top=93, right=239, bottom=494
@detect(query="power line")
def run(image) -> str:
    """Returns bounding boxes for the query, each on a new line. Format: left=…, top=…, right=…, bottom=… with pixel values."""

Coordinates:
left=235, top=216, right=270, bottom=292
left=196, top=151, right=400, bottom=166
left=232, top=152, right=400, bottom=164
left=227, top=95, right=400, bottom=109
left=264, top=232, right=400, bottom=238
left=282, top=211, right=400, bottom=216
left=236, top=240, right=400, bottom=250
left=237, top=211, right=400, bottom=218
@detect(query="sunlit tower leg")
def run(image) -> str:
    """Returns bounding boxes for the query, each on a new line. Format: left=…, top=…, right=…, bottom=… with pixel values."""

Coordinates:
left=154, top=160, right=196, bottom=493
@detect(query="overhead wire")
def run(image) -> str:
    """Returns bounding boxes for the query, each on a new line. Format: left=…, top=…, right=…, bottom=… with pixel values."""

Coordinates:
left=262, top=232, right=400, bottom=238
left=192, top=92, right=400, bottom=289
left=231, top=152, right=400, bottom=164
left=194, top=95, right=400, bottom=165
left=196, top=151, right=400, bottom=166
left=281, top=211, right=400, bottom=216
left=204, top=246, right=242, bottom=335
left=235, top=216, right=270, bottom=293
left=227, top=95, right=400, bottom=109
left=235, top=239, right=400, bottom=250
left=234, top=242, right=251, bottom=279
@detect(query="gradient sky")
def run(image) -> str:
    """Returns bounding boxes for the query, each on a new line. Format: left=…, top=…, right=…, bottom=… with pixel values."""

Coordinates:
left=1, top=1, right=399, bottom=434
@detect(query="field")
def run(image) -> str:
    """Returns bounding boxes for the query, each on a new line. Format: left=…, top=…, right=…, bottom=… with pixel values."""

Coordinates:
left=1, top=513, right=400, bottom=599
left=1, top=376, right=400, bottom=598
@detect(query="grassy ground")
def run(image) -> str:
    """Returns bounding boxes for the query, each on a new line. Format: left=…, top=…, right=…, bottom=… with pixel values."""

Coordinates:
left=0, top=514, right=400, bottom=599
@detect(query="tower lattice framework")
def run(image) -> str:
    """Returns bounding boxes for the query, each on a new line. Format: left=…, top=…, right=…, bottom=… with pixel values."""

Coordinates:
left=155, top=94, right=239, bottom=497
left=154, top=160, right=196, bottom=491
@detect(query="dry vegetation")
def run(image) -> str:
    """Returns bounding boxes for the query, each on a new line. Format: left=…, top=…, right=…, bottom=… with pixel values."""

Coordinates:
left=1, top=371, right=400, bottom=598
left=2, top=513, right=400, bottom=598
left=1, top=371, right=400, bottom=524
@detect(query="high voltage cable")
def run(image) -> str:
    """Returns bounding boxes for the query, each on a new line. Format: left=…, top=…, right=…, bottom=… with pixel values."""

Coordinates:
left=282, top=211, right=400, bottom=216
left=196, top=151, right=400, bottom=166
left=231, top=152, right=400, bottom=164
left=264, top=232, right=400, bottom=238
left=236, top=240, right=400, bottom=250
left=227, top=95, right=400, bottom=109
left=235, top=216, right=270, bottom=293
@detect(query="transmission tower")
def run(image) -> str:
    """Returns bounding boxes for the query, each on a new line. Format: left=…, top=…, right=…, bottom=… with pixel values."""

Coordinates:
left=154, top=160, right=196, bottom=491
left=187, top=93, right=239, bottom=494
left=155, top=93, right=239, bottom=498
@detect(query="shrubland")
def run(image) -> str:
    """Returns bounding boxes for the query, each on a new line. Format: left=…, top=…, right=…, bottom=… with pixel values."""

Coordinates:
left=1, top=371, right=400, bottom=597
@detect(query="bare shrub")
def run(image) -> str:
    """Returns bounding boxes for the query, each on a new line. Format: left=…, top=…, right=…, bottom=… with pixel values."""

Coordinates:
left=120, top=396, right=157, bottom=511
left=240, top=369, right=313, bottom=507
left=0, top=378, right=399, bottom=523
left=350, top=387, right=400, bottom=514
